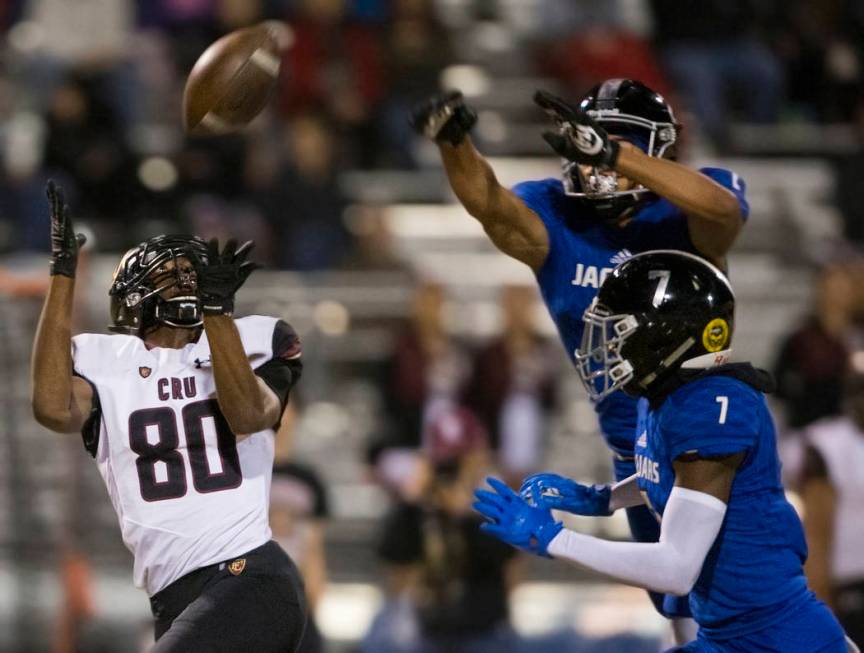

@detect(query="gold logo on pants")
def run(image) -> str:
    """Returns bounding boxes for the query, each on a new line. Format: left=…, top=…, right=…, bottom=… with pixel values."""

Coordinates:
left=227, top=559, right=246, bottom=575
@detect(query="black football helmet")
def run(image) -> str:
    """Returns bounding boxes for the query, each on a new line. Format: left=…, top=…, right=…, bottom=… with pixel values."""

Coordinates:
left=566, top=79, right=680, bottom=220
left=108, top=235, right=209, bottom=336
left=576, top=250, right=735, bottom=402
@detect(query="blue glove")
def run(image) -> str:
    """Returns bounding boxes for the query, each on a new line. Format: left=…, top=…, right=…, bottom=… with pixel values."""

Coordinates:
left=520, top=473, right=613, bottom=516
left=473, top=477, right=563, bottom=557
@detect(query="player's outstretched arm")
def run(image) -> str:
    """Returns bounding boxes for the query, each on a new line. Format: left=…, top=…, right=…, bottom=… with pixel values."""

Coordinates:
left=196, top=239, right=281, bottom=435
left=204, top=316, right=282, bottom=435
left=411, top=93, right=549, bottom=271
left=549, top=455, right=741, bottom=594
left=533, top=91, right=743, bottom=265
left=31, top=181, right=92, bottom=433
left=614, top=146, right=743, bottom=264
left=476, top=459, right=739, bottom=595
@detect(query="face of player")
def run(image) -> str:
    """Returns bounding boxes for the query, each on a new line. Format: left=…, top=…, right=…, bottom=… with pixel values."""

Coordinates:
left=150, top=256, right=198, bottom=300
left=577, top=136, right=638, bottom=192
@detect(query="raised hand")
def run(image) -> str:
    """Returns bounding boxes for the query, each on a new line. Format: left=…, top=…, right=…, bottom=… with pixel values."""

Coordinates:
left=196, top=238, right=259, bottom=317
left=520, top=472, right=613, bottom=516
left=46, top=180, right=86, bottom=278
left=473, top=477, right=563, bottom=557
left=410, top=91, right=478, bottom=146
left=534, top=90, right=620, bottom=168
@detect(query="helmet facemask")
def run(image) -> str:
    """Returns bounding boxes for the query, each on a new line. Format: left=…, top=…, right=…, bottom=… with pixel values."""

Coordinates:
left=151, top=262, right=202, bottom=329
left=575, top=299, right=639, bottom=402
left=109, top=236, right=209, bottom=336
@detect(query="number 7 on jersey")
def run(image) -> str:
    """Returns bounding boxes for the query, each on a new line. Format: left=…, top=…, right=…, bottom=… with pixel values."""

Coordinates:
left=715, top=395, right=729, bottom=424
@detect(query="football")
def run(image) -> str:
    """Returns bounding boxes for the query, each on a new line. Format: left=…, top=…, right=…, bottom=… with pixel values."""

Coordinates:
left=183, top=21, right=292, bottom=135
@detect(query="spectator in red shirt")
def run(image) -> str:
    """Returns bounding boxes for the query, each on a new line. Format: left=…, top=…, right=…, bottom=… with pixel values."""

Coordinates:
left=280, top=0, right=385, bottom=167
left=774, top=262, right=864, bottom=430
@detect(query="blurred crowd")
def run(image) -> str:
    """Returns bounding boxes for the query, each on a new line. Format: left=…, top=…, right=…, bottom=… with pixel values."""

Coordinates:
left=361, top=282, right=665, bottom=652
left=0, top=0, right=456, bottom=261
left=1, top=0, right=864, bottom=261
left=352, top=255, right=864, bottom=652
left=771, top=260, right=864, bottom=646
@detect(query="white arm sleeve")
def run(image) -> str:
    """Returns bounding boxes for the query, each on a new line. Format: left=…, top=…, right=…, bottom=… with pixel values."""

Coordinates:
left=609, top=473, right=644, bottom=511
left=547, top=486, right=727, bottom=596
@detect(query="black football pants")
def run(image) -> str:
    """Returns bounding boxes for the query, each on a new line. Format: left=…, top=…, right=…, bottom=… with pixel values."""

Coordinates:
left=149, top=540, right=307, bottom=652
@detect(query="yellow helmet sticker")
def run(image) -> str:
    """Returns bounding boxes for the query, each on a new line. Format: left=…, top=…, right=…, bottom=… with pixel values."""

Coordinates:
left=702, top=318, right=729, bottom=352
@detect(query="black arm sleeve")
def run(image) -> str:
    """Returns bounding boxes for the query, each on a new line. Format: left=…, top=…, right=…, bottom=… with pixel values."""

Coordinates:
left=73, top=372, right=102, bottom=458
left=254, top=319, right=303, bottom=412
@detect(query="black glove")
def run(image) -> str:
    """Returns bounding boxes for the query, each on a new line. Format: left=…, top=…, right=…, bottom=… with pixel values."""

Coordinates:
left=410, top=91, right=477, bottom=146
left=196, top=238, right=259, bottom=317
left=46, top=180, right=86, bottom=278
left=534, top=90, right=620, bottom=168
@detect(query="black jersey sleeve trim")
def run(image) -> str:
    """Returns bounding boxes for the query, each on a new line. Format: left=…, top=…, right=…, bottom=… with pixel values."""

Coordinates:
left=255, top=358, right=303, bottom=413
left=73, top=372, right=102, bottom=458
left=254, top=319, right=303, bottom=419
left=272, top=319, right=302, bottom=361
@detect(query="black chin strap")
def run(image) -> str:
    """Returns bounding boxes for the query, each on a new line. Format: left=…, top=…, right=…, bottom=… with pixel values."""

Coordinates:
left=153, top=296, right=203, bottom=330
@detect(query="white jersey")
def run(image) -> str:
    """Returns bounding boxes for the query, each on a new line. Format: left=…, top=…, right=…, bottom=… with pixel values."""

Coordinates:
left=806, top=416, right=864, bottom=583
left=72, top=315, right=294, bottom=596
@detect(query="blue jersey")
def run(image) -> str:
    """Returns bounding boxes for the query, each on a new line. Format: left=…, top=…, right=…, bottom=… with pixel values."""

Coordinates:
left=634, top=367, right=820, bottom=641
left=513, top=169, right=749, bottom=457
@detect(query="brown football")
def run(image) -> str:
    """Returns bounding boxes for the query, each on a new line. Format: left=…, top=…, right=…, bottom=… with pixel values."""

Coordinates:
left=183, top=21, right=291, bottom=134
